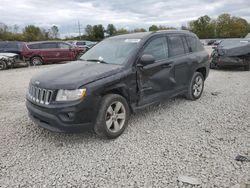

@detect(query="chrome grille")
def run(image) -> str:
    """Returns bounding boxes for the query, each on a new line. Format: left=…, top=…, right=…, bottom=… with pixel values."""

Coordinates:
left=28, top=85, right=53, bottom=105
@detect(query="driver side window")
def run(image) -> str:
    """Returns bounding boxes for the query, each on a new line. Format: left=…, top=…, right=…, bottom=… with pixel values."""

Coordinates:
left=142, top=37, right=168, bottom=61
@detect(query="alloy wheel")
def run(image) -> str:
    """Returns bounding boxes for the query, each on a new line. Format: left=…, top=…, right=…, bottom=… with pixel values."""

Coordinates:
left=32, top=58, right=42, bottom=65
left=105, top=101, right=126, bottom=133
left=192, top=76, right=203, bottom=97
left=0, top=61, right=5, bottom=70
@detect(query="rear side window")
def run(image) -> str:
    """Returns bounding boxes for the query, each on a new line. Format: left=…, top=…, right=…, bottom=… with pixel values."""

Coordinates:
left=27, top=43, right=40, bottom=49
left=142, top=37, right=168, bottom=61
left=59, top=43, right=71, bottom=49
left=186, top=36, right=204, bottom=52
left=168, top=36, right=185, bottom=57
left=41, top=43, right=58, bottom=49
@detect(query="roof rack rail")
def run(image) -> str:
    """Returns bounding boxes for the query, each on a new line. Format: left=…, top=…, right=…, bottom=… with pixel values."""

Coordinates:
left=156, top=29, right=190, bottom=33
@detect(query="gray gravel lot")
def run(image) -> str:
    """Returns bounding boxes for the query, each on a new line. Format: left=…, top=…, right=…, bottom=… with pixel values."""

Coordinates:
left=0, top=64, right=250, bottom=187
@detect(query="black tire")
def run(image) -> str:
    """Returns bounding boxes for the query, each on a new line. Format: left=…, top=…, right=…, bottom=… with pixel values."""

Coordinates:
left=30, top=56, right=43, bottom=66
left=186, top=72, right=205, bottom=100
left=0, top=60, right=7, bottom=70
left=94, top=94, right=130, bottom=139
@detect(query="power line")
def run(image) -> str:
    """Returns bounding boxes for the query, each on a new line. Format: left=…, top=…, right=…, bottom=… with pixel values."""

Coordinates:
left=76, top=21, right=84, bottom=39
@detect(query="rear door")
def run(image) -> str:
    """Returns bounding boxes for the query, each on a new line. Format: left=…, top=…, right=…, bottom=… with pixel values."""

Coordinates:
left=185, top=35, right=208, bottom=70
left=167, top=34, right=194, bottom=90
left=58, top=42, right=75, bottom=60
left=40, top=42, right=60, bottom=61
left=137, top=35, right=176, bottom=106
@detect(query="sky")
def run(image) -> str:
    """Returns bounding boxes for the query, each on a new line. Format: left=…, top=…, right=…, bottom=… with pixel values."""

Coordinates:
left=0, top=0, right=250, bottom=38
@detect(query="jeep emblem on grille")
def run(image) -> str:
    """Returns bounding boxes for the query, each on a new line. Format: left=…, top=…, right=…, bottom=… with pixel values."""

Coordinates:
left=35, top=81, right=40, bottom=85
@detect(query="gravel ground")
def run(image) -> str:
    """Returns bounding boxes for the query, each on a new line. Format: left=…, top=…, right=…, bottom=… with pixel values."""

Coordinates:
left=0, top=64, right=249, bottom=187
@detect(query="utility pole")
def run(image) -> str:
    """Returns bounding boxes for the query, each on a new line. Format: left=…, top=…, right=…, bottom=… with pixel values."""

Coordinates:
left=78, top=21, right=81, bottom=39
left=74, top=21, right=84, bottom=40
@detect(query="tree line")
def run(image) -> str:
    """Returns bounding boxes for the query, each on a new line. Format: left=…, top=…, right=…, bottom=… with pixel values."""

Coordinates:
left=0, top=24, right=59, bottom=41
left=188, top=13, right=250, bottom=39
left=0, top=13, right=250, bottom=42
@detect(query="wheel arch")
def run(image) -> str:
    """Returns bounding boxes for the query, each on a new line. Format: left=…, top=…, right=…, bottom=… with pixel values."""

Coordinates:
left=30, top=55, right=44, bottom=61
left=30, top=55, right=44, bottom=65
left=196, top=67, right=206, bottom=80
left=101, top=85, right=133, bottom=113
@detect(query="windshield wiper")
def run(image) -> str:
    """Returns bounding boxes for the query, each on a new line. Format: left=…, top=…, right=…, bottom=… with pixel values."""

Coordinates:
left=86, top=59, right=109, bottom=64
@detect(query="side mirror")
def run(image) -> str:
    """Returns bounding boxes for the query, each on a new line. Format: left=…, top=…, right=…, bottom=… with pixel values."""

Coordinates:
left=140, top=54, right=155, bottom=66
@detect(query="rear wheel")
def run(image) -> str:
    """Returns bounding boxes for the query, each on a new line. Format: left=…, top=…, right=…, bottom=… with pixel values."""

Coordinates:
left=0, top=60, right=7, bottom=70
left=30, top=56, right=43, bottom=66
left=186, top=72, right=204, bottom=100
left=94, top=94, right=129, bottom=139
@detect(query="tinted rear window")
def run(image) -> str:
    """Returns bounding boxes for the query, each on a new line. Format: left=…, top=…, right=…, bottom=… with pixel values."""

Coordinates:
left=41, top=43, right=58, bottom=49
left=168, top=36, right=185, bottom=56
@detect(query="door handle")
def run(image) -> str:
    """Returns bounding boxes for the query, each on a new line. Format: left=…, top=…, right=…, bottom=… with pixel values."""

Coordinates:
left=161, top=62, right=172, bottom=68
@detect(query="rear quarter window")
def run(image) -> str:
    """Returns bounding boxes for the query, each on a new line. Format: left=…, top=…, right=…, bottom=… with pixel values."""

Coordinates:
left=168, top=35, right=185, bottom=57
left=186, top=36, right=204, bottom=52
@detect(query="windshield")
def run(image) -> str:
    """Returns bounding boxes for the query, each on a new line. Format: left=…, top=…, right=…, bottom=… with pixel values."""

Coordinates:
left=0, top=42, right=22, bottom=52
left=80, top=38, right=140, bottom=65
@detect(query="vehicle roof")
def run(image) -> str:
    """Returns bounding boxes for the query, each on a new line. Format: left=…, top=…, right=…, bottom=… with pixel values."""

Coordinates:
left=110, top=30, right=195, bottom=39
left=27, top=41, right=69, bottom=45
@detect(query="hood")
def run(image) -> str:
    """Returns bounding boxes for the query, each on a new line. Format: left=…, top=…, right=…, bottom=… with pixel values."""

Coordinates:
left=0, top=52, right=18, bottom=58
left=217, top=42, right=250, bottom=57
left=31, top=61, right=123, bottom=89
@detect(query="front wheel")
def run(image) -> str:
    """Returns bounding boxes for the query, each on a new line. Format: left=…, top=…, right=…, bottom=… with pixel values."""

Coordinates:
left=0, top=60, right=7, bottom=70
left=94, top=94, right=130, bottom=139
left=186, top=72, right=204, bottom=100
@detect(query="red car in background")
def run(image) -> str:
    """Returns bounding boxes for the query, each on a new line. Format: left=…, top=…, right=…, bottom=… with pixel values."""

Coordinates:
left=22, top=41, right=86, bottom=65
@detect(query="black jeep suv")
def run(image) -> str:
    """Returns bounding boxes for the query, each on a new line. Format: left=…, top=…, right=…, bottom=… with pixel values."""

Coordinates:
left=26, top=31, right=209, bottom=139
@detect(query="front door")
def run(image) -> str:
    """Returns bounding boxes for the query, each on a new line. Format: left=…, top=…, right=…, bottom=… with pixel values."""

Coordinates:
left=137, top=36, right=176, bottom=106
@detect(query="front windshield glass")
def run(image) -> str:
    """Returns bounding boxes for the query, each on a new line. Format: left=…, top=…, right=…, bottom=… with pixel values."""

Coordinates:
left=80, top=38, right=141, bottom=65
